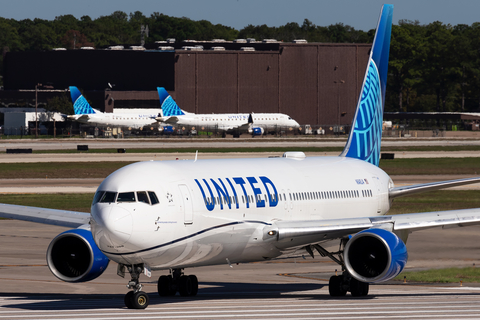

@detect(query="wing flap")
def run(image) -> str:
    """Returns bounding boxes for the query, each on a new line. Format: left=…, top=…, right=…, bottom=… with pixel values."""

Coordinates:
left=0, top=203, right=90, bottom=228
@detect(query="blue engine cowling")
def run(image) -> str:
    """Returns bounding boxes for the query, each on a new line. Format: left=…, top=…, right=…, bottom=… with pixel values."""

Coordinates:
left=344, top=228, right=408, bottom=283
left=46, top=228, right=109, bottom=282
left=252, top=127, right=264, bottom=136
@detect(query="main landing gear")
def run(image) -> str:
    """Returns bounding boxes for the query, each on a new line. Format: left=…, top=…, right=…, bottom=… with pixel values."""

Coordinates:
left=119, top=264, right=199, bottom=309
left=306, top=239, right=369, bottom=298
left=157, top=268, right=198, bottom=297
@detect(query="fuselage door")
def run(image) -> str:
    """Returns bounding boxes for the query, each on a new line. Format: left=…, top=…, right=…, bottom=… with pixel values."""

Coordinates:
left=179, top=184, right=193, bottom=225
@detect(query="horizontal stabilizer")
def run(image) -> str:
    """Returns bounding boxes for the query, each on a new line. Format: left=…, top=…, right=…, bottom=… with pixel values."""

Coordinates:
left=389, top=176, right=480, bottom=199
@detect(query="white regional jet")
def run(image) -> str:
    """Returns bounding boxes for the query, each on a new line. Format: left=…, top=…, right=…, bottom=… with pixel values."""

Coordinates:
left=67, top=86, right=159, bottom=130
left=156, top=87, right=300, bottom=137
left=2, top=4, right=480, bottom=310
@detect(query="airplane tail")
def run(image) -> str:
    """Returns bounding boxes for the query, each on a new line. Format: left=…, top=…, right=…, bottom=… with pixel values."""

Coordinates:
left=69, top=86, right=97, bottom=115
left=340, top=4, right=393, bottom=167
left=157, top=87, right=185, bottom=116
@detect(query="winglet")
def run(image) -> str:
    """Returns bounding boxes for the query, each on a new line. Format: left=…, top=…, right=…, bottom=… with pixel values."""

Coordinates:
left=69, top=86, right=96, bottom=115
left=157, top=87, right=185, bottom=116
left=341, top=4, right=393, bottom=166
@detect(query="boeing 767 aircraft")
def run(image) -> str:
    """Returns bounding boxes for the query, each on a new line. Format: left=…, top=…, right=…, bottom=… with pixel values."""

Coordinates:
left=2, top=4, right=480, bottom=310
left=156, top=87, right=300, bottom=137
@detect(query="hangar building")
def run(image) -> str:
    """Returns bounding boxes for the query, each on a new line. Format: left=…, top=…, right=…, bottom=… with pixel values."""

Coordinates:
left=1, top=41, right=371, bottom=128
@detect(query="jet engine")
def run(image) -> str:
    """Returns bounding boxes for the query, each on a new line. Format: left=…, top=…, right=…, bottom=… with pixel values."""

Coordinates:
left=344, top=228, right=407, bottom=283
left=250, top=127, right=264, bottom=136
left=46, top=228, right=109, bottom=282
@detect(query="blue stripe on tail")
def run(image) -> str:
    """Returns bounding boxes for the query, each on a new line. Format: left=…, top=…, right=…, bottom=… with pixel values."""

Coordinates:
left=69, top=86, right=96, bottom=115
left=341, top=4, right=393, bottom=167
left=157, top=87, right=185, bottom=116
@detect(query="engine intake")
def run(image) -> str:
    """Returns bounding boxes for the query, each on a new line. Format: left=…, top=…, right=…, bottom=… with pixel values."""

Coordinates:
left=344, top=228, right=407, bottom=283
left=47, top=228, right=109, bottom=283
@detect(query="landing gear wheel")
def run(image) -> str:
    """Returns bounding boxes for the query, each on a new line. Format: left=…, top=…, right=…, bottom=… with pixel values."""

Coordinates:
left=124, top=291, right=134, bottom=309
left=132, top=291, right=149, bottom=309
left=178, top=275, right=193, bottom=296
left=328, top=275, right=347, bottom=297
left=349, top=278, right=369, bottom=297
left=188, top=275, right=198, bottom=296
left=158, top=275, right=176, bottom=296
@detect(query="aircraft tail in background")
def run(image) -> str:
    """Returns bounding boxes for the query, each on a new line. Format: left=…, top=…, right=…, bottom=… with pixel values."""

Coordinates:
left=341, top=4, right=393, bottom=166
left=157, top=87, right=185, bottom=117
left=69, top=86, right=100, bottom=115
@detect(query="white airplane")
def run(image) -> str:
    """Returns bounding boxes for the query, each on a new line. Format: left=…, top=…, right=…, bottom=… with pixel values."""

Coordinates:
left=156, top=87, right=300, bottom=137
left=67, top=86, right=160, bottom=130
left=2, top=4, right=480, bottom=310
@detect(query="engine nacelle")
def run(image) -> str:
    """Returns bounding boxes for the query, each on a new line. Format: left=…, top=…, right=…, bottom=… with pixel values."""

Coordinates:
left=46, top=228, right=109, bottom=283
left=344, top=228, right=407, bottom=283
left=250, top=127, right=264, bottom=136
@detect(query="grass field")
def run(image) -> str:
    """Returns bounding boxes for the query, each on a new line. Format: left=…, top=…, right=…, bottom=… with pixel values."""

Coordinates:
left=1, top=157, right=479, bottom=178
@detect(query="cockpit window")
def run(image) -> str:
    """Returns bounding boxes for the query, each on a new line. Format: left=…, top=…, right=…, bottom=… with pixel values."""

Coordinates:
left=100, top=192, right=117, bottom=203
left=92, top=191, right=104, bottom=205
left=117, top=192, right=136, bottom=202
left=148, top=191, right=159, bottom=205
left=137, top=191, right=150, bottom=204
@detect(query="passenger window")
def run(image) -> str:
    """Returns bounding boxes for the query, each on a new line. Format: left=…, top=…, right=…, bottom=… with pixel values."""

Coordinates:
left=148, top=191, right=159, bottom=205
left=117, top=192, right=136, bottom=202
left=137, top=191, right=150, bottom=204
left=100, top=191, right=117, bottom=203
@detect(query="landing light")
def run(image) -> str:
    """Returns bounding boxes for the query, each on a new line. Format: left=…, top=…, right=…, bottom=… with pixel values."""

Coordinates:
left=268, top=230, right=277, bottom=236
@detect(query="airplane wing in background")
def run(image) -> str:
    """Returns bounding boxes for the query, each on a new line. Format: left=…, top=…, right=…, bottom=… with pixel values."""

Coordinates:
left=0, top=203, right=90, bottom=228
left=156, top=116, right=179, bottom=124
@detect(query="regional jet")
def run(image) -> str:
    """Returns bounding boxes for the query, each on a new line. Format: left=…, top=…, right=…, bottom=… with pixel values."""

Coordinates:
left=67, top=86, right=159, bottom=130
left=2, top=4, right=480, bottom=310
left=156, top=88, right=300, bottom=137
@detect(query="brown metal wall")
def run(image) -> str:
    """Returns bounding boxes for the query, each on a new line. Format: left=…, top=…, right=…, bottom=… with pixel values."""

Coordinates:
left=172, top=44, right=371, bottom=125
left=238, top=53, right=279, bottom=113
left=197, top=53, right=238, bottom=114
left=279, top=46, right=318, bottom=125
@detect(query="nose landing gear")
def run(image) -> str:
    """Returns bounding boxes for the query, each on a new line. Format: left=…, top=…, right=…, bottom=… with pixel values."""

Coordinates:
left=121, top=264, right=150, bottom=309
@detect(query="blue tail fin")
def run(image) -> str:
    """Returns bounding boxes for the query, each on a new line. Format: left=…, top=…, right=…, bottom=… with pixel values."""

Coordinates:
left=341, top=4, right=393, bottom=166
left=69, top=86, right=96, bottom=115
left=157, top=87, right=185, bottom=116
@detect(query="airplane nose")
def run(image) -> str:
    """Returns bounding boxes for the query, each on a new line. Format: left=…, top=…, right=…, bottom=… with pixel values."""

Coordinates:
left=92, top=206, right=133, bottom=250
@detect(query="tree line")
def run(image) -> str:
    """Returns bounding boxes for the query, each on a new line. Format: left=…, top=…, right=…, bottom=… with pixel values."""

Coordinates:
left=1, top=11, right=480, bottom=113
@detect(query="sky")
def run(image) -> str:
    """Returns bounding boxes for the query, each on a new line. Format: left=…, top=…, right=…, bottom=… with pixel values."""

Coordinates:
left=1, top=0, right=480, bottom=31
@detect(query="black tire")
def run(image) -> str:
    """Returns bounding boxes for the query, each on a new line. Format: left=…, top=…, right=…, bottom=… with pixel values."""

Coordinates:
left=132, top=291, right=149, bottom=309
left=124, top=291, right=134, bottom=309
left=178, top=275, right=194, bottom=296
left=158, top=275, right=173, bottom=296
left=328, top=275, right=347, bottom=297
left=350, top=278, right=369, bottom=297
left=189, top=275, right=199, bottom=296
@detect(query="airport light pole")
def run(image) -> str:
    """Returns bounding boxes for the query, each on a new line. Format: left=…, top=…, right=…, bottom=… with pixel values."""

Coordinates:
left=35, top=83, right=42, bottom=138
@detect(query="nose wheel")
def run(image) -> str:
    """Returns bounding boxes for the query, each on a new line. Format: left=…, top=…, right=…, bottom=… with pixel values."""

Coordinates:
left=122, top=264, right=150, bottom=309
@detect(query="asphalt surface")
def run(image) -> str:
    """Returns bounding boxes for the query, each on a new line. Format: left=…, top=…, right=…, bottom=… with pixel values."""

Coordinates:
left=2, top=137, right=480, bottom=319
left=1, top=221, right=480, bottom=319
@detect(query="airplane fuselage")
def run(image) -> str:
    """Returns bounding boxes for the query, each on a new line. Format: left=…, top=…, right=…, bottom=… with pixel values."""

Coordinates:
left=162, top=112, right=300, bottom=132
left=69, top=113, right=159, bottom=129
left=91, top=155, right=392, bottom=271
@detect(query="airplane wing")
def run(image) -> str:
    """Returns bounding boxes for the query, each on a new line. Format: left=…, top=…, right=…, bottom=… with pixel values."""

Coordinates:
left=389, top=176, right=480, bottom=199
left=156, top=116, right=179, bottom=124
left=0, top=203, right=90, bottom=228
left=263, top=208, right=480, bottom=249
left=67, top=114, right=89, bottom=121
